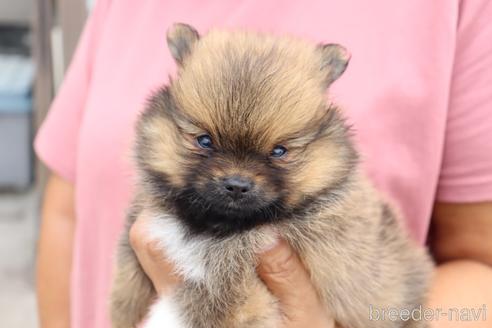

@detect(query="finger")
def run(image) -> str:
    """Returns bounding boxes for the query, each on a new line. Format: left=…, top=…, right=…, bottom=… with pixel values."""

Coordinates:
left=256, top=240, right=319, bottom=311
left=129, top=212, right=165, bottom=261
left=129, top=212, right=181, bottom=293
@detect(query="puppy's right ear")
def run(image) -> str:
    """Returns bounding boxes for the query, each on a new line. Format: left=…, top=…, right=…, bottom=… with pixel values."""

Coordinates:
left=167, top=23, right=200, bottom=65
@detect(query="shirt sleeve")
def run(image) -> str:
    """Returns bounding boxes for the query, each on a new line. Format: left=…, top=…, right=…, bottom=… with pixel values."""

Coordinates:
left=34, top=0, right=111, bottom=183
left=436, top=0, right=492, bottom=202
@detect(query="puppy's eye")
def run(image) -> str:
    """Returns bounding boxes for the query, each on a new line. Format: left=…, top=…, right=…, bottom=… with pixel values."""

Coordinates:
left=197, top=134, right=213, bottom=149
left=270, top=145, right=287, bottom=158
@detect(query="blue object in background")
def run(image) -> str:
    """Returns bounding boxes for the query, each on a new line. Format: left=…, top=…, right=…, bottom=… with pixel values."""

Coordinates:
left=0, top=55, right=33, bottom=112
left=0, top=54, right=34, bottom=190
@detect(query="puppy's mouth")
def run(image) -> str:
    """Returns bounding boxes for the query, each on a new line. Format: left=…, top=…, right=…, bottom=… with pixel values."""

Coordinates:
left=207, top=195, right=265, bottom=213
left=172, top=186, right=285, bottom=236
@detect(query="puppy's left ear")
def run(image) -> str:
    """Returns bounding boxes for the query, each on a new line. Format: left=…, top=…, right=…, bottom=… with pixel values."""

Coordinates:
left=317, top=44, right=351, bottom=86
left=167, top=23, right=200, bottom=65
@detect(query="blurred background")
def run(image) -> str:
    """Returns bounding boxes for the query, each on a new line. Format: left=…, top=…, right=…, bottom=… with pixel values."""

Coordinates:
left=0, top=0, right=91, bottom=326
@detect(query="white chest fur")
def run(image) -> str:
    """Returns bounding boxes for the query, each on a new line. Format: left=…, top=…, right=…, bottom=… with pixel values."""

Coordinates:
left=147, top=214, right=211, bottom=282
left=144, top=296, right=185, bottom=328
left=143, top=214, right=278, bottom=328
left=143, top=215, right=210, bottom=328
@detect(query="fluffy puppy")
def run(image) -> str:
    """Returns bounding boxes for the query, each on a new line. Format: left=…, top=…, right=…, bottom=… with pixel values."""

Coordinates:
left=110, top=23, right=433, bottom=328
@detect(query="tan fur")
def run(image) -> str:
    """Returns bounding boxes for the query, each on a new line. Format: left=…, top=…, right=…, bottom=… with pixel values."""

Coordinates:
left=230, top=281, right=280, bottom=327
left=287, top=134, right=355, bottom=202
left=110, top=24, right=433, bottom=328
left=172, top=30, right=328, bottom=146
left=140, top=114, right=185, bottom=186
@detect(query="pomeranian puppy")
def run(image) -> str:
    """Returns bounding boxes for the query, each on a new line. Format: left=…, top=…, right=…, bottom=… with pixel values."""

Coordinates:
left=110, top=23, right=433, bottom=328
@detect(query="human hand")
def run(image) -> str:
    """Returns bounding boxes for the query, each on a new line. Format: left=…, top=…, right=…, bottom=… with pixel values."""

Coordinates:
left=128, top=211, right=181, bottom=295
left=257, top=239, right=338, bottom=328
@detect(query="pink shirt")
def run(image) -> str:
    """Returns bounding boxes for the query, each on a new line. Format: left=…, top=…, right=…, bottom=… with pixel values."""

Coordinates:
left=35, top=1, right=492, bottom=327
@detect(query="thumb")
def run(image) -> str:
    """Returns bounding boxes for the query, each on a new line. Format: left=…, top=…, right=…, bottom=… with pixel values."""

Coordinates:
left=256, top=239, right=319, bottom=312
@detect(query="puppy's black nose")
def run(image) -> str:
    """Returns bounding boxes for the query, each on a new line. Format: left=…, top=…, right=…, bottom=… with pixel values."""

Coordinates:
left=223, top=176, right=252, bottom=197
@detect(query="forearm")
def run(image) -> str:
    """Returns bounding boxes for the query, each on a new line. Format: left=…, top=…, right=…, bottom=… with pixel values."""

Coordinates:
left=427, top=260, right=492, bottom=327
left=37, top=211, right=75, bottom=327
left=36, top=175, right=76, bottom=328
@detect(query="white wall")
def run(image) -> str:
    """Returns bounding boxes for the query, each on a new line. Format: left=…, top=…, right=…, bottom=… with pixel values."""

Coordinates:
left=0, top=0, right=32, bottom=25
